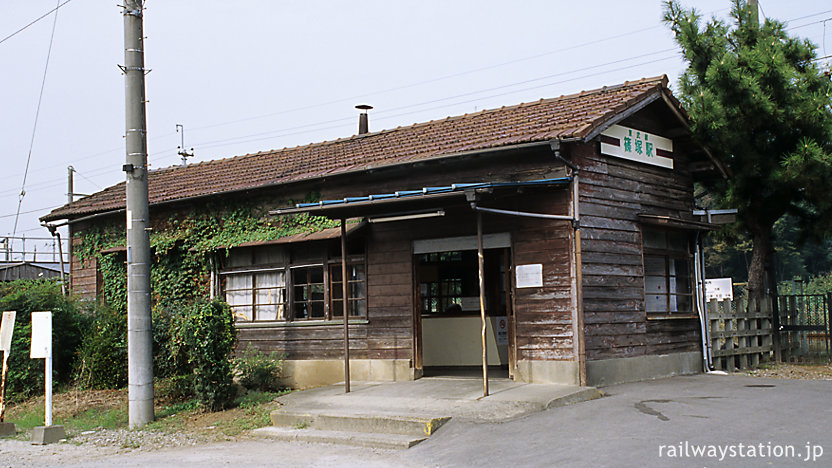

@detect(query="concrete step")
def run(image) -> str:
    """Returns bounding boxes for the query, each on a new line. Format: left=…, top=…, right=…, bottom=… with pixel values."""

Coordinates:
left=269, top=410, right=450, bottom=437
left=252, top=426, right=428, bottom=449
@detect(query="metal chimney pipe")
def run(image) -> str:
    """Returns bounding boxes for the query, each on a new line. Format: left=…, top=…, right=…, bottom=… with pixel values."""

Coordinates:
left=356, top=104, right=373, bottom=135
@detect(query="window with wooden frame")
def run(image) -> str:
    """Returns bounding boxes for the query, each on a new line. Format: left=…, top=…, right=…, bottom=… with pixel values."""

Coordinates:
left=291, top=266, right=325, bottom=320
left=329, top=262, right=367, bottom=318
left=643, top=228, right=696, bottom=319
left=223, top=268, right=286, bottom=321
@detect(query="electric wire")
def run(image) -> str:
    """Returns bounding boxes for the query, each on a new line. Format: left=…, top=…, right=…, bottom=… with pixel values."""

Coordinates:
left=12, top=0, right=61, bottom=239
left=4, top=5, right=832, bottom=234
left=0, top=0, right=72, bottom=46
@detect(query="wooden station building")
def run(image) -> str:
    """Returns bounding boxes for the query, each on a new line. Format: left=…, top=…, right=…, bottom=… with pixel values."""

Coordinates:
left=42, top=76, right=726, bottom=388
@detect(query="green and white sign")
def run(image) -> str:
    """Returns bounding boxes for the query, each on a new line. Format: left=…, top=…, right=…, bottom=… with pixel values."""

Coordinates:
left=600, top=124, right=674, bottom=169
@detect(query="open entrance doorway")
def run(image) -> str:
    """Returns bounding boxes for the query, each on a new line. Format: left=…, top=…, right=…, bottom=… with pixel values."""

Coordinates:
left=414, top=235, right=514, bottom=379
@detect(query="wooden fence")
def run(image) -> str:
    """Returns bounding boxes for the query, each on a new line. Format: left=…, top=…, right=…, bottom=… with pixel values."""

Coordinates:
left=708, top=297, right=773, bottom=371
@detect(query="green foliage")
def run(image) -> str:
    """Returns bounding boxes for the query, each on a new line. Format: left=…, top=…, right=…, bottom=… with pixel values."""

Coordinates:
left=155, top=375, right=196, bottom=402
left=76, top=305, right=128, bottom=389
left=69, top=198, right=331, bottom=401
left=233, top=346, right=285, bottom=392
left=0, top=280, right=87, bottom=402
left=178, top=300, right=237, bottom=411
left=664, top=0, right=832, bottom=293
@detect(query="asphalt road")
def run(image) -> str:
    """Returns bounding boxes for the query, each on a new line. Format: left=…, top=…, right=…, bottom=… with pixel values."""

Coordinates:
left=3, top=373, right=830, bottom=467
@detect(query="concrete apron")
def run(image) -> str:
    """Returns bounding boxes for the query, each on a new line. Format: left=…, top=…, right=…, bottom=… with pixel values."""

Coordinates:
left=254, top=377, right=602, bottom=449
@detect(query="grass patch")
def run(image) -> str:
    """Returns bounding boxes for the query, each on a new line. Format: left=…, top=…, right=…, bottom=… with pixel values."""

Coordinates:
left=5, top=387, right=291, bottom=442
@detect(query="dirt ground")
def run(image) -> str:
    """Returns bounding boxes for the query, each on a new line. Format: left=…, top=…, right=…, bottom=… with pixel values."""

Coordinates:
left=740, top=362, right=832, bottom=380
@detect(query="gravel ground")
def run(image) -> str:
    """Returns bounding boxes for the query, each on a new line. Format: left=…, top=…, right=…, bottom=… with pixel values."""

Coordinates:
left=0, top=427, right=211, bottom=467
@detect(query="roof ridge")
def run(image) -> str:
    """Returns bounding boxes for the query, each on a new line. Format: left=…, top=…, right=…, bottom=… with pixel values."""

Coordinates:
left=182, top=75, right=670, bottom=165
left=41, top=75, right=674, bottom=222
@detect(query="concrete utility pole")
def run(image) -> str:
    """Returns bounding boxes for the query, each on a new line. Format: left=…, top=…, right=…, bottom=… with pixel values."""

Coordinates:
left=66, top=166, right=73, bottom=205
left=122, top=0, right=154, bottom=428
left=748, top=0, right=759, bottom=25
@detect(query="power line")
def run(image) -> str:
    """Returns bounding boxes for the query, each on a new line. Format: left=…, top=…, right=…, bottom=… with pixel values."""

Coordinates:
left=12, top=0, right=61, bottom=239
left=0, top=0, right=73, bottom=46
left=0, top=204, right=62, bottom=220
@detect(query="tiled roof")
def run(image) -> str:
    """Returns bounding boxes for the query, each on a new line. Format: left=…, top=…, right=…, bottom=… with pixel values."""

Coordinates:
left=42, top=75, right=671, bottom=222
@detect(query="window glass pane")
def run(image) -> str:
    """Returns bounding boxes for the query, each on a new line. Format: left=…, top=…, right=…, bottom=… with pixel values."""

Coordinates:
left=232, top=305, right=252, bottom=321
left=331, top=283, right=343, bottom=300
left=256, top=304, right=279, bottom=321
left=256, top=271, right=285, bottom=288
left=667, top=232, right=687, bottom=253
left=349, top=264, right=365, bottom=281
left=310, top=284, right=324, bottom=301
left=256, top=287, right=284, bottom=309
left=644, top=256, right=665, bottom=275
left=646, top=294, right=667, bottom=312
left=672, top=259, right=690, bottom=278
left=645, top=275, right=666, bottom=294
left=350, top=282, right=365, bottom=299
left=310, top=301, right=325, bottom=318
left=226, top=274, right=252, bottom=291
left=294, top=303, right=308, bottom=320
left=293, top=268, right=306, bottom=284
left=226, top=289, right=251, bottom=307
left=351, top=299, right=366, bottom=317
left=295, top=285, right=307, bottom=301
left=643, top=230, right=666, bottom=249
left=674, top=295, right=692, bottom=312
left=672, top=275, right=691, bottom=294
left=310, top=268, right=324, bottom=284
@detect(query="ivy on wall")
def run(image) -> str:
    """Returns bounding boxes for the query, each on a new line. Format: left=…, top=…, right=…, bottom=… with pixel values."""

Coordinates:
left=74, top=201, right=338, bottom=312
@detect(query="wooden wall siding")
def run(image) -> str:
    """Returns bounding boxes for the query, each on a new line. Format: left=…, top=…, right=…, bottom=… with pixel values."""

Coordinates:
left=365, top=222, right=415, bottom=361
left=506, top=189, right=575, bottom=361
left=68, top=147, right=577, bottom=364
left=237, top=324, right=369, bottom=360
left=573, top=141, right=701, bottom=361
left=69, top=233, right=98, bottom=299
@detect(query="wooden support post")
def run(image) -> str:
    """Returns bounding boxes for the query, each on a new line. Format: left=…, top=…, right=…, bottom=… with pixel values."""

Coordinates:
left=477, top=212, right=488, bottom=397
left=341, top=219, right=350, bottom=393
left=572, top=174, right=586, bottom=386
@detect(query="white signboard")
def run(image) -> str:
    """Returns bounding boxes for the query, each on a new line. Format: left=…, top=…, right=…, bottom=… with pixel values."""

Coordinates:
left=516, top=264, right=543, bottom=288
left=495, top=316, right=509, bottom=346
left=30, top=312, right=52, bottom=359
left=705, top=278, right=734, bottom=301
left=600, top=124, right=674, bottom=169
left=0, top=311, right=15, bottom=352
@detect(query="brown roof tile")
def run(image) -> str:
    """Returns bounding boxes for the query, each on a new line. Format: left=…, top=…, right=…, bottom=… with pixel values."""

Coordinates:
left=42, top=76, right=669, bottom=222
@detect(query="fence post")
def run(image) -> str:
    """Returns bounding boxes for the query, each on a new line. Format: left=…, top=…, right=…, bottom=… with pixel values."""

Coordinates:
left=827, top=293, right=831, bottom=364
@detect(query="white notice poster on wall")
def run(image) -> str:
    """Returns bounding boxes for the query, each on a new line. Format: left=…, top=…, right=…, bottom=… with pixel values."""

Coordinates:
left=30, top=311, right=52, bottom=359
left=516, top=264, right=543, bottom=288
left=0, top=311, right=15, bottom=351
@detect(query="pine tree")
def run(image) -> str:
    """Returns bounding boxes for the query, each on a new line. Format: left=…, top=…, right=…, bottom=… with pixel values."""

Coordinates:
left=663, top=0, right=832, bottom=302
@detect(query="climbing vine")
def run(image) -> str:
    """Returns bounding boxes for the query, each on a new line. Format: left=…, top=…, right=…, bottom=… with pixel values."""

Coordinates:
left=74, top=199, right=338, bottom=314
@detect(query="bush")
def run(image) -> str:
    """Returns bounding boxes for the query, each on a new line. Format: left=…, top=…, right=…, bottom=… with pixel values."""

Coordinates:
left=155, top=374, right=195, bottom=402
left=177, top=300, right=236, bottom=411
left=0, top=279, right=87, bottom=402
left=75, top=304, right=127, bottom=389
left=234, top=346, right=284, bottom=392
left=152, top=305, right=190, bottom=379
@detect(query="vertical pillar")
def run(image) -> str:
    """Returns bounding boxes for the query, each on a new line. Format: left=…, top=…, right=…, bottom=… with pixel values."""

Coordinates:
left=477, top=212, right=488, bottom=397
left=123, top=0, right=154, bottom=427
left=341, top=219, right=350, bottom=393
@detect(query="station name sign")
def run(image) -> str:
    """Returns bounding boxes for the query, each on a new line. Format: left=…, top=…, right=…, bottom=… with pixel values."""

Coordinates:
left=600, top=124, right=674, bottom=169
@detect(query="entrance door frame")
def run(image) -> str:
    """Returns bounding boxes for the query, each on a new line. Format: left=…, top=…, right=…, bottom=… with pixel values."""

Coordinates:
left=411, top=233, right=516, bottom=378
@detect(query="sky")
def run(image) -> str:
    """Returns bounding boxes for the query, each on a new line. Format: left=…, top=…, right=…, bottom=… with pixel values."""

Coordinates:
left=1, top=0, right=830, bottom=260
